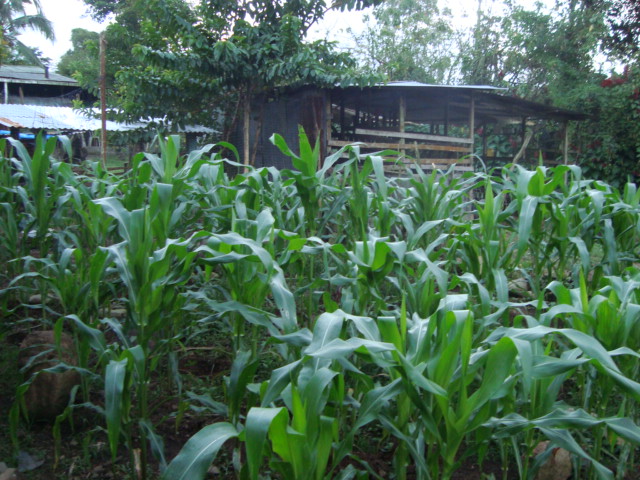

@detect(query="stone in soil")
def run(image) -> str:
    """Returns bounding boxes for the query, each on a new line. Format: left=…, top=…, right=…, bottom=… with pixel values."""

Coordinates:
left=18, top=330, right=81, bottom=420
left=532, top=441, right=572, bottom=480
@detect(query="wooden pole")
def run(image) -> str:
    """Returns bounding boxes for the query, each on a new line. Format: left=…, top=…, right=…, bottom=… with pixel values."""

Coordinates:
left=399, top=94, right=406, bottom=157
left=563, top=121, right=570, bottom=165
left=100, top=32, right=107, bottom=170
left=444, top=93, right=450, bottom=137
left=469, top=93, right=475, bottom=158
left=243, top=92, right=250, bottom=173
left=324, top=90, right=332, bottom=162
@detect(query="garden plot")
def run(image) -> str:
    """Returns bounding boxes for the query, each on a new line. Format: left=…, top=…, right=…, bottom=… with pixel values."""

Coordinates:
left=2, top=133, right=640, bottom=480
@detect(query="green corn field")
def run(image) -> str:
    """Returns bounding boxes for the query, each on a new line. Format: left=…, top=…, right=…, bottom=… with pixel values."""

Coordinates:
left=3, top=131, right=640, bottom=480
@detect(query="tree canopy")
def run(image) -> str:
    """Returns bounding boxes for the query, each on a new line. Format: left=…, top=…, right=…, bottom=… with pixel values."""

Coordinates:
left=349, top=0, right=459, bottom=84
left=70, top=0, right=383, bottom=132
left=57, top=28, right=100, bottom=93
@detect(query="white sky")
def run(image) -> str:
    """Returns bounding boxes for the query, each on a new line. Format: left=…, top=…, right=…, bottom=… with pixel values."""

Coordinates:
left=18, top=0, right=108, bottom=68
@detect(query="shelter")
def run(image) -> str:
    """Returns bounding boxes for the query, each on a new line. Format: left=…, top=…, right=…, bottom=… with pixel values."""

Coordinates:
left=236, top=81, right=587, bottom=173
left=0, top=65, right=85, bottom=106
left=0, top=104, right=215, bottom=162
left=0, top=67, right=215, bottom=165
left=0, top=104, right=148, bottom=132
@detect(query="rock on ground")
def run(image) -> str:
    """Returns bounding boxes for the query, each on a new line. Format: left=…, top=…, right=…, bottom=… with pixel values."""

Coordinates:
left=18, top=330, right=80, bottom=420
left=533, top=440, right=572, bottom=480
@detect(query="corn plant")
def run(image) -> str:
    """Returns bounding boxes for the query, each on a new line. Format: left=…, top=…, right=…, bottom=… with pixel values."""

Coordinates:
left=6, top=133, right=640, bottom=480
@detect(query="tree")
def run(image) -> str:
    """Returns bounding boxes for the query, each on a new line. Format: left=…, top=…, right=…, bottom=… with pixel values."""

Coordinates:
left=586, top=0, right=640, bottom=57
left=458, top=0, right=608, bottom=102
left=349, top=0, right=459, bottom=84
left=77, top=0, right=383, bottom=166
left=458, top=0, right=505, bottom=87
left=462, top=0, right=640, bottom=185
left=0, top=0, right=54, bottom=66
left=351, top=0, right=640, bottom=184
left=57, top=29, right=101, bottom=92
left=60, top=0, right=163, bottom=107
left=82, top=0, right=128, bottom=21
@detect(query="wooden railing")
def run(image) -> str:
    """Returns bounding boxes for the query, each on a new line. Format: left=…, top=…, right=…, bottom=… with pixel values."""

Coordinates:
left=327, top=128, right=474, bottom=174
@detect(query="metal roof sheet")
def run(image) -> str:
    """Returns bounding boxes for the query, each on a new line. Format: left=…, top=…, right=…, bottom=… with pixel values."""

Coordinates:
left=383, top=81, right=505, bottom=91
left=0, top=65, right=78, bottom=86
left=0, top=104, right=141, bottom=131
left=0, top=105, right=216, bottom=133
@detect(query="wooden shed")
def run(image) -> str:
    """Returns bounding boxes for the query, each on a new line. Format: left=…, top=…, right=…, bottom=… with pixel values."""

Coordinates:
left=235, top=81, right=587, bottom=173
left=0, top=65, right=85, bottom=106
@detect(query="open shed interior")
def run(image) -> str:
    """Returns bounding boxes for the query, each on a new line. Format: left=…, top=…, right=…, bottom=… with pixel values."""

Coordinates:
left=326, top=82, right=587, bottom=172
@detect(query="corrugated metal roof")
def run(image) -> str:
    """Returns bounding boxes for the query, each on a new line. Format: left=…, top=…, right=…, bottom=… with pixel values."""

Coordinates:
left=0, top=105, right=217, bottom=133
left=383, top=81, right=506, bottom=90
left=0, top=104, right=143, bottom=131
left=0, top=65, right=78, bottom=86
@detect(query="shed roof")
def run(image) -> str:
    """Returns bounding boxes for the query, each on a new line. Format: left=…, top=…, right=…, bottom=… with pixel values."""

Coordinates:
left=382, top=80, right=505, bottom=91
left=474, top=91, right=588, bottom=121
left=0, top=104, right=215, bottom=133
left=0, top=65, right=78, bottom=87
left=330, top=82, right=587, bottom=123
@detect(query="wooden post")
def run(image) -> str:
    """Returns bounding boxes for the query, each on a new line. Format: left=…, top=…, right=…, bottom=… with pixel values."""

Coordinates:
left=100, top=32, right=107, bottom=170
left=482, top=124, right=487, bottom=158
left=324, top=90, right=332, bottom=162
left=339, top=98, right=345, bottom=137
left=444, top=93, right=450, bottom=137
left=469, top=93, right=475, bottom=158
left=399, top=94, right=406, bottom=157
left=243, top=92, right=250, bottom=173
left=563, top=121, right=570, bottom=165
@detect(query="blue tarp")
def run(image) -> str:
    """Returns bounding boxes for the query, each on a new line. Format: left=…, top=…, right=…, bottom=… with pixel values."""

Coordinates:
left=0, top=130, right=54, bottom=140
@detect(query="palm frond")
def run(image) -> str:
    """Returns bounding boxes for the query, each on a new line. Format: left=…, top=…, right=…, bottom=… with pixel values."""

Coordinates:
left=10, top=14, right=54, bottom=41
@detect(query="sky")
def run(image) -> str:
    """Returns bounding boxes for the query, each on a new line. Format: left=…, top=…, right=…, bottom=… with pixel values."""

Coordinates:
left=18, top=0, right=108, bottom=68
left=20, top=0, right=484, bottom=70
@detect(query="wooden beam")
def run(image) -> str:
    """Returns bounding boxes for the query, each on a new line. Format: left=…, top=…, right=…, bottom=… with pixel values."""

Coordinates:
left=399, top=158, right=473, bottom=166
left=332, top=151, right=473, bottom=167
left=354, top=128, right=473, bottom=144
left=328, top=139, right=471, bottom=152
